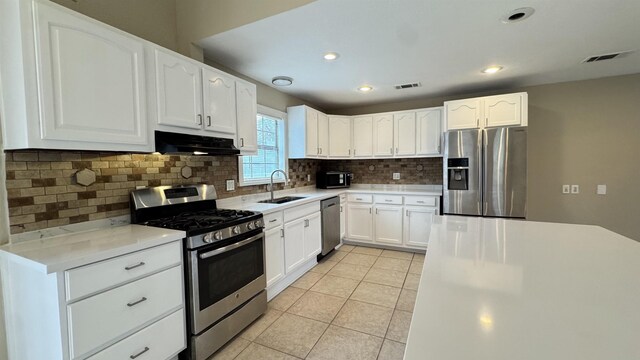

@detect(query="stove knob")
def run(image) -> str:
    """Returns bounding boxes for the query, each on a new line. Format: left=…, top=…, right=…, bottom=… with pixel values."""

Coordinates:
left=247, top=222, right=255, bottom=230
left=203, top=233, right=214, bottom=243
left=255, top=220, right=263, bottom=228
left=232, top=226, right=240, bottom=235
left=214, top=231, right=223, bottom=241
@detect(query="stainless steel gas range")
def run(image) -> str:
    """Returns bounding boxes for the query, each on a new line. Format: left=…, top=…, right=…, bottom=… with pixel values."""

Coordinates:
left=130, top=184, right=266, bottom=360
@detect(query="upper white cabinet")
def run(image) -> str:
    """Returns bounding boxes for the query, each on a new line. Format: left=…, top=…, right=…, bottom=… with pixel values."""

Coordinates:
left=202, top=68, right=237, bottom=134
left=154, top=50, right=203, bottom=130
left=352, top=116, right=374, bottom=157
left=373, top=114, right=395, bottom=157
left=288, top=105, right=329, bottom=159
left=394, top=112, right=416, bottom=156
left=235, top=80, right=258, bottom=154
left=444, top=92, right=528, bottom=130
left=328, top=116, right=352, bottom=157
left=317, top=112, right=329, bottom=157
left=416, top=108, right=442, bottom=155
left=1, top=0, right=150, bottom=151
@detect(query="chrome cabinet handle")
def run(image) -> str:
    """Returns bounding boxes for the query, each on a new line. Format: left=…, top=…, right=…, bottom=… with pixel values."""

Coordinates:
left=348, top=149, right=351, bottom=155
left=269, top=219, right=278, bottom=223
left=353, top=149, right=356, bottom=156
left=280, top=228, right=284, bottom=238
left=375, top=208, right=379, bottom=214
left=130, top=346, right=150, bottom=359
left=340, top=205, right=343, bottom=212
left=319, top=147, right=323, bottom=155
left=476, top=118, right=479, bottom=128
left=127, top=297, right=147, bottom=307
left=390, top=147, right=393, bottom=154
left=197, top=114, right=203, bottom=125
left=406, top=209, right=409, bottom=216
left=124, top=262, right=145, bottom=271
left=240, top=138, right=244, bottom=147
left=207, top=115, right=212, bottom=126
left=369, top=208, right=372, bottom=214
left=485, top=117, right=488, bottom=127
left=356, top=197, right=363, bottom=200
left=417, top=200, right=425, bottom=204
left=304, top=219, right=309, bottom=227
left=395, top=147, right=399, bottom=154
left=385, top=199, right=392, bottom=202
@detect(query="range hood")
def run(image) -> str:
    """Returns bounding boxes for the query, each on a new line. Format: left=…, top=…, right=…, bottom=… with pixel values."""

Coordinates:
left=155, top=131, right=240, bottom=155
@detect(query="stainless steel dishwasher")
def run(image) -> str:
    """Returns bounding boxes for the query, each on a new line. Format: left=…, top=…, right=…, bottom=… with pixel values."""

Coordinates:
left=320, top=196, right=340, bottom=256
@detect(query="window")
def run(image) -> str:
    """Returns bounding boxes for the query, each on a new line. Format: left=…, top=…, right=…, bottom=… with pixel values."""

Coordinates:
left=239, top=105, right=287, bottom=186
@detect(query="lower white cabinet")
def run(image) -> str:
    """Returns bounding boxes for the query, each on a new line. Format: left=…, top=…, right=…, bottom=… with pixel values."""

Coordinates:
left=374, top=205, right=404, bottom=245
left=347, top=204, right=374, bottom=242
left=284, top=217, right=306, bottom=274
left=265, top=226, right=285, bottom=287
left=339, top=195, right=347, bottom=240
left=303, top=212, right=322, bottom=260
left=404, top=206, right=437, bottom=248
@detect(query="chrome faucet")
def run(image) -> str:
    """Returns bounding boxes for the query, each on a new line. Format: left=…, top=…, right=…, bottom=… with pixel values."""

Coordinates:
left=269, top=169, right=289, bottom=201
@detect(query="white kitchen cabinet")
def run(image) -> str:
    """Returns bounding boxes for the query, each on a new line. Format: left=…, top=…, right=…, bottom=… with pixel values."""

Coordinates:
left=347, top=204, right=374, bottom=242
left=235, top=80, right=258, bottom=154
left=318, top=112, right=329, bottom=157
left=305, top=108, right=320, bottom=157
left=416, top=107, right=443, bottom=155
left=265, top=226, right=285, bottom=287
left=373, top=114, right=395, bottom=157
left=283, top=218, right=306, bottom=274
left=154, top=49, right=203, bottom=130
left=404, top=206, right=437, bottom=248
left=374, top=205, right=404, bottom=245
left=0, top=0, right=150, bottom=152
left=352, top=116, right=374, bottom=157
left=328, top=116, right=352, bottom=157
left=394, top=112, right=417, bottom=156
left=202, top=68, right=237, bottom=134
left=303, top=212, right=322, bottom=260
left=484, top=93, right=527, bottom=128
left=444, top=92, right=528, bottom=130
left=340, top=195, right=347, bottom=240
left=288, top=105, right=334, bottom=158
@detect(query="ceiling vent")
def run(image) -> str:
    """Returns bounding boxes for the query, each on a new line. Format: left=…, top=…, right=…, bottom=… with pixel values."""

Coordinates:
left=394, top=82, right=421, bottom=90
left=582, top=51, right=634, bottom=63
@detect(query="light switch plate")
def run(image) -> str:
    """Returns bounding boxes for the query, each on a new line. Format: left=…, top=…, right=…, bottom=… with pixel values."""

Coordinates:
left=571, top=185, right=579, bottom=194
left=393, top=172, right=400, bottom=180
left=597, top=184, right=607, bottom=195
left=562, top=185, right=570, bottom=194
left=226, top=179, right=235, bottom=191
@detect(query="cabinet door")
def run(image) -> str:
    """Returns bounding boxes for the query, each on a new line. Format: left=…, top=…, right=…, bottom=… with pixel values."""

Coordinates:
left=346, top=205, right=373, bottom=242
left=236, top=81, right=258, bottom=153
left=328, top=116, right=352, bottom=157
left=352, top=116, right=373, bottom=157
left=202, top=68, right=236, bottom=134
left=484, top=93, right=523, bottom=127
left=305, top=109, right=319, bottom=157
left=445, top=98, right=481, bottom=130
left=34, top=2, right=148, bottom=145
left=374, top=205, right=403, bottom=245
left=283, top=218, right=306, bottom=274
left=404, top=207, right=437, bottom=248
left=154, top=50, right=203, bottom=129
left=394, top=112, right=416, bottom=156
left=372, top=114, right=394, bottom=157
left=304, top=212, right=322, bottom=260
left=265, top=226, right=285, bottom=287
left=340, top=202, right=346, bottom=240
left=317, top=112, right=329, bottom=157
left=416, top=108, right=442, bottom=155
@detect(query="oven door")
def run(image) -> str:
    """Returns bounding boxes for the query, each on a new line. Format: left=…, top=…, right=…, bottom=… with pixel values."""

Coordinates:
left=188, top=231, right=266, bottom=334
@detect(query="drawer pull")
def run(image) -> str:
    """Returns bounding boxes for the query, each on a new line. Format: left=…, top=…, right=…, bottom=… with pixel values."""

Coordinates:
left=127, top=297, right=148, bottom=307
left=356, top=198, right=363, bottom=200
left=417, top=201, right=425, bottom=204
left=385, top=199, right=392, bottom=202
left=124, top=262, right=146, bottom=271
left=269, top=219, right=278, bottom=223
left=130, top=346, right=150, bottom=359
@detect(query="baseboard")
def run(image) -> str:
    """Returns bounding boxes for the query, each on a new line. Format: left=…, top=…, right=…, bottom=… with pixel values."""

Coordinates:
left=266, top=258, right=317, bottom=301
left=342, top=239, right=426, bottom=254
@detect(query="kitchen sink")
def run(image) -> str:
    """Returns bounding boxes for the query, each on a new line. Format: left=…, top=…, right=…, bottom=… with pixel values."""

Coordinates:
left=258, top=196, right=306, bottom=204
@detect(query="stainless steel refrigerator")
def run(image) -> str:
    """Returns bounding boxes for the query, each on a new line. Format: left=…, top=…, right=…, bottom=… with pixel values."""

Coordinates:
left=443, top=127, right=527, bottom=218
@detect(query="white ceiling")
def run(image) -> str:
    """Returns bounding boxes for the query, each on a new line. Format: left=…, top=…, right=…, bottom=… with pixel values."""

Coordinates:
left=198, top=0, right=640, bottom=110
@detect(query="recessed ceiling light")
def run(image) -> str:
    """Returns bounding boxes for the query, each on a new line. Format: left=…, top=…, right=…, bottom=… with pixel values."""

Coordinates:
left=323, top=52, right=339, bottom=61
left=272, top=76, right=293, bottom=86
left=482, top=66, right=503, bottom=74
left=358, top=85, right=373, bottom=92
left=501, top=7, right=535, bottom=23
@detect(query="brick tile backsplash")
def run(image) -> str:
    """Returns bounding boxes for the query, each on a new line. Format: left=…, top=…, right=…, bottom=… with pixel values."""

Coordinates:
left=4, top=150, right=442, bottom=234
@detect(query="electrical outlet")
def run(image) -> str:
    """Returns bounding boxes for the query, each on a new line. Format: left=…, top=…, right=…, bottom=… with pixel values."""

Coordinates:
left=562, top=185, right=570, bottom=194
left=571, top=185, right=579, bottom=194
left=393, top=172, right=401, bottom=180
left=226, top=179, right=235, bottom=191
left=597, top=184, right=607, bottom=195
left=307, top=174, right=311, bottom=181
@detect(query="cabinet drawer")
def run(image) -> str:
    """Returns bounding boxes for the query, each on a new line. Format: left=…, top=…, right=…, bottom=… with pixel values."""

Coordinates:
left=348, top=194, right=373, bottom=203
left=67, top=266, right=183, bottom=358
left=339, top=194, right=347, bottom=203
left=264, top=211, right=283, bottom=230
left=374, top=195, right=403, bottom=205
left=65, top=241, right=181, bottom=302
left=86, top=309, right=185, bottom=360
left=404, top=196, right=437, bottom=207
left=284, top=202, right=321, bottom=223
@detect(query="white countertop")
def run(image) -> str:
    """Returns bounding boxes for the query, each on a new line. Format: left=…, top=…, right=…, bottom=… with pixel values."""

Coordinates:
left=405, top=216, right=640, bottom=360
left=0, top=225, right=185, bottom=274
left=217, top=184, right=442, bottom=214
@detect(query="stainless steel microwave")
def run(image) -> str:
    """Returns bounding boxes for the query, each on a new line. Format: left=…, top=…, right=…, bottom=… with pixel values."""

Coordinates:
left=316, top=171, right=352, bottom=189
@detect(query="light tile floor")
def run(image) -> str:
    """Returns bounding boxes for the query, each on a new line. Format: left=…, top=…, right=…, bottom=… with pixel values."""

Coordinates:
left=209, top=245, right=425, bottom=360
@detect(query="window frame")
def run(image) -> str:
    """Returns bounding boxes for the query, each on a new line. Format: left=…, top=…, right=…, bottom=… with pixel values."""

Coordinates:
left=238, top=105, right=288, bottom=187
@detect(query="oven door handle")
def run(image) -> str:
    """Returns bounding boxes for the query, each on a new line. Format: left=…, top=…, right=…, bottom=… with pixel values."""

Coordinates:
left=199, top=233, right=263, bottom=260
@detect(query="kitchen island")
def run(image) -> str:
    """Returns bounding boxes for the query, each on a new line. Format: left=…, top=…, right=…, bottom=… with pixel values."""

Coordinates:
left=405, top=216, right=640, bottom=360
